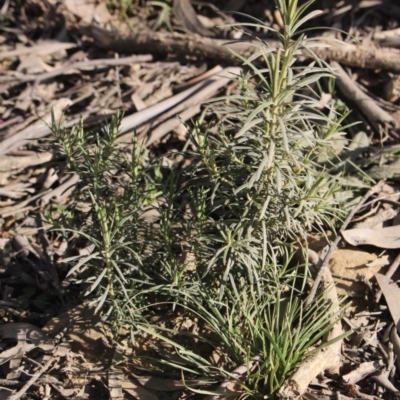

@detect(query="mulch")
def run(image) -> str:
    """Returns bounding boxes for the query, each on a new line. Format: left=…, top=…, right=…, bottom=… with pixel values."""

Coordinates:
left=1, top=0, right=400, bottom=399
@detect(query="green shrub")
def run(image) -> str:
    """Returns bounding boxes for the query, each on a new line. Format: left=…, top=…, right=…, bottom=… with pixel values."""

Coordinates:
left=47, top=0, right=346, bottom=396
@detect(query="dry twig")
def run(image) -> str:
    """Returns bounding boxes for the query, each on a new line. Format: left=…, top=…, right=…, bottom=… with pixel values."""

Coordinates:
left=332, top=61, right=395, bottom=132
left=8, top=356, right=55, bottom=400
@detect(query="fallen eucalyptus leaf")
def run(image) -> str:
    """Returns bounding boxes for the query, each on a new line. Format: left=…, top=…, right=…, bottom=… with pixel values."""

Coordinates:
left=375, top=273, right=400, bottom=330
left=342, top=225, right=400, bottom=249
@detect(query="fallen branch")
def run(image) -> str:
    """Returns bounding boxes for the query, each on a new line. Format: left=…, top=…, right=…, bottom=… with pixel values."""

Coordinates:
left=78, top=25, right=400, bottom=74
left=332, top=61, right=395, bottom=131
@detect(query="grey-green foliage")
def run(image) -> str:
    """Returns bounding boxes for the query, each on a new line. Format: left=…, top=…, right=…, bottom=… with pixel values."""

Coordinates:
left=46, top=0, right=347, bottom=396
left=47, top=0, right=346, bottom=375
left=47, top=112, right=163, bottom=319
left=133, top=255, right=347, bottom=398
left=181, top=1, right=347, bottom=296
left=147, top=3, right=350, bottom=388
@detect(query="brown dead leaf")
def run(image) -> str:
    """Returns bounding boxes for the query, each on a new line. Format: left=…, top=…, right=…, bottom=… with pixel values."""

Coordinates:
left=342, top=226, right=400, bottom=249
left=64, top=0, right=96, bottom=24
left=63, top=0, right=111, bottom=24
left=0, top=182, right=35, bottom=199
left=375, top=273, right=400, bottom=329
left=17, top=55, right=51, bottom=74
left=35, top=81, right=59, bottom=103
left=173, top=0, right=215, bottom=37
left=209, top=346, right=227, bottom=368
left=15, top=86, right=34, bottom=112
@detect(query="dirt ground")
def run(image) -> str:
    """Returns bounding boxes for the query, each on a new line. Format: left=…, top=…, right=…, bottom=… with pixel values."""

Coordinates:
left=1, top=0, right=400, bottom=399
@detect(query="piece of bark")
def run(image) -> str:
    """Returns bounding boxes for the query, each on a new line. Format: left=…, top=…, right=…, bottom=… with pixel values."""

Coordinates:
left=174, top=65, right=222, bottom=92
left=318, top=42, right=400, bottom=74
left=332, top=61, right=395, bottom=131
left=78, top=25, right=400, bottom=74
left=0, top=41, right=76, bottom=60
left=0, top=152, right=53, bottom=172
left=374, top=27, right=400, bottom=48
left=342, top=360, right=385, bottom=384
left=78, top=25, right=251, bottom=66
left=371, top=371, right=400, bottom=395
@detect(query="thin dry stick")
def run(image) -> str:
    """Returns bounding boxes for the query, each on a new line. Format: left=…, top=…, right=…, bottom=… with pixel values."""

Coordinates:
left=306, top=180, right=385, bottom=307
left=8, top=356, right=55, bottom=400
